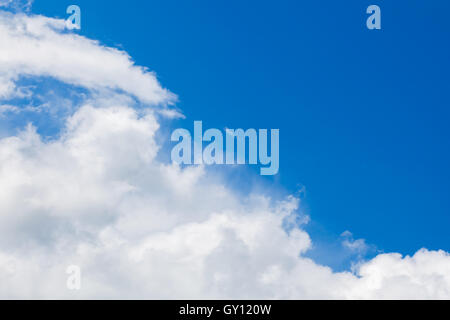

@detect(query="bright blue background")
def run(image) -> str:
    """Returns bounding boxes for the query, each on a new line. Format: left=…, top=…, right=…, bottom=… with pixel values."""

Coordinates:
left=29, top=0, right=449, bottom=268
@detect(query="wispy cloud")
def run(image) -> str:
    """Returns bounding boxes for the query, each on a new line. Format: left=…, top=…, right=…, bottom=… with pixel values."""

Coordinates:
left=0, top=11, right=175, bottom=105
left=0, top=0, right=33, bottom=12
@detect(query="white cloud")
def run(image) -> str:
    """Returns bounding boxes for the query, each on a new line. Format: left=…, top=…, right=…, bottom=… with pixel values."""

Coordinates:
left=0, top=10, right=449, bottom=300
left=0, top=104, right=19, bottom=116
left=341, top=231, right=369, bottom=255
left=0, top=0, right=33, bottom=12
left=0, top=0, right=12, bottom=6
left=0, top=11, right=175, bottom=105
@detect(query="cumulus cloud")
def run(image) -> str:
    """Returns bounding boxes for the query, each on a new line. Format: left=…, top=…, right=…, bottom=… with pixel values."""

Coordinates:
left=0, top=9, right=449, bottom=300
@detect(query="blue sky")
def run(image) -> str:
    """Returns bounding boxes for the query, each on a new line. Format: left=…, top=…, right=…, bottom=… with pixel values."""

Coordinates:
left=27, top=0, right=450, bottom=265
